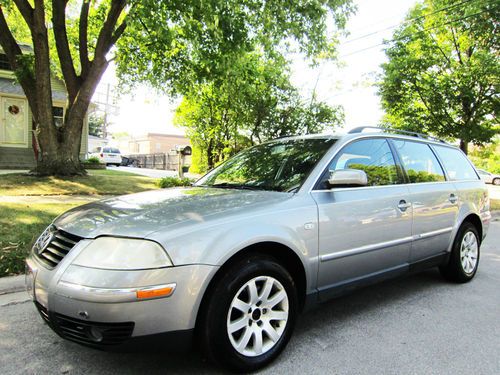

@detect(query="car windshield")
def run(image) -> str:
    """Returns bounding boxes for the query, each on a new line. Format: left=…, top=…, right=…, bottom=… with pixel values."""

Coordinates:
left=196, top=138, right=336, bottom=192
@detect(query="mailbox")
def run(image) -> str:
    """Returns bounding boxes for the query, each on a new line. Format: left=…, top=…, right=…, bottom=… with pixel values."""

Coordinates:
left=176, top=145, right=192, bottom=156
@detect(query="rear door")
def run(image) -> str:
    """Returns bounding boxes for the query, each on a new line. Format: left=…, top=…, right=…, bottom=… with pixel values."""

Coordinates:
left=312, top=138, right=412, bottom=299
left=391, top=139, right=458, bottom=263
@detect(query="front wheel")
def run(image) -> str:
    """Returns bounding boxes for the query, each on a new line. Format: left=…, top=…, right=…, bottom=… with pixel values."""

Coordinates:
left=439, top=222, right=480, bottom=283
left=493, top=178, right=500, bottom=186
left=199, top=255, right=298, bottom=372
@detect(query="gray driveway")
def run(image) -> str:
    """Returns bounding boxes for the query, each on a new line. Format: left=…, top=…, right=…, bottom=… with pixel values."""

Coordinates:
left=1, top=222, right=499, bottom=375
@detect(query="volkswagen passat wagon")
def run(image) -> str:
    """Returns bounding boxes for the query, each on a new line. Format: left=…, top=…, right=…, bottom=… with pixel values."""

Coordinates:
left=26, top=127, right=491, bottom=372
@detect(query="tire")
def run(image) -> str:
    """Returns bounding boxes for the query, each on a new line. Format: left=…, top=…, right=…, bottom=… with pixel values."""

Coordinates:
left=493, top=178, right=500, bottom=186
left=439, top=222, right=480, bottom=283
left=199, top=254, right=298, bottom=372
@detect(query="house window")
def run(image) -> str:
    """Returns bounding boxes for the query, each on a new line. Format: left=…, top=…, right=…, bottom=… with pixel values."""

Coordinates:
left=52, top=106, right=64, bottom=127
left=0, top=54, right=12, bottom=70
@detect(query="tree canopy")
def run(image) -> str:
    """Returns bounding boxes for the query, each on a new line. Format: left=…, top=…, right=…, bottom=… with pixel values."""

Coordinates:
left=116, top=0, right=355, bottom=95
left=0, top=0, right=354, bottom=175
left=174, top=52, right=344, bottom=172
left=379, top=0, right=499, bottom=153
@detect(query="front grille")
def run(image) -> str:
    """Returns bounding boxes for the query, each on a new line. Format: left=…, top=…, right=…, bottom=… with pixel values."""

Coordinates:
left=35, top=227, right=82, bottom=269
left=53, top=314, right=135, bottom=347
left=34, top=302, right=135, bottom=347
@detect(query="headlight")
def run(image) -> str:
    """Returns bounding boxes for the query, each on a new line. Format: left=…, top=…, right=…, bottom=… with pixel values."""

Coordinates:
left=73, top=237, right=172, bottom=270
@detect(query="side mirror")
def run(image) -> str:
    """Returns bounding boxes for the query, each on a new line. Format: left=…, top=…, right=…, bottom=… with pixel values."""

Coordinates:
left=328, top=169, right=368, bottom=187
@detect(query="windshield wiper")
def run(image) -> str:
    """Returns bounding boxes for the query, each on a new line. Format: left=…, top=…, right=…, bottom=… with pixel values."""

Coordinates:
left=210, top=183, right=263, bottom=190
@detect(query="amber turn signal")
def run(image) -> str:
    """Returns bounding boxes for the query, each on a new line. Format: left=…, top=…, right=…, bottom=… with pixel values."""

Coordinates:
left=136, top=284, right=176, bottom=300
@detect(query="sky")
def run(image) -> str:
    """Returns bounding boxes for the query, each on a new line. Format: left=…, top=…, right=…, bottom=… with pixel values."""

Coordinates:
left=96, top=0, right=418, bottom=137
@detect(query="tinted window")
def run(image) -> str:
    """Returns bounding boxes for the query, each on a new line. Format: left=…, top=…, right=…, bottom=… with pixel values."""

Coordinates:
left=196, top=138, right=336, bottom=192
left=320, top=138, right=400, bottom=187
left=392, top=140, right=445, bottom=183
left=433, top=145, right=478, bottom=181
left=103, top=147, right=120, bottom=154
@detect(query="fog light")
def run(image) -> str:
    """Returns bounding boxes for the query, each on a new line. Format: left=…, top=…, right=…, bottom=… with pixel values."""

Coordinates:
left=88, top=326, right=104, bottom=342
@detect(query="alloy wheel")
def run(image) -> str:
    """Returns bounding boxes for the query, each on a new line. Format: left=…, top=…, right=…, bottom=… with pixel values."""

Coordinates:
left=460, top=231, right=478, bottom=274
left=226, top=276, right=289, bottom=357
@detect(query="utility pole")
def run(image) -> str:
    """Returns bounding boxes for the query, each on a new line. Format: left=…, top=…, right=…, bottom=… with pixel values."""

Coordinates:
left=103, top=83, right=111, bottom=139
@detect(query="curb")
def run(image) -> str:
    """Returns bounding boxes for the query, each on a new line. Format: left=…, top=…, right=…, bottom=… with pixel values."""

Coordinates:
left=0, top=275, right=25, bottom=295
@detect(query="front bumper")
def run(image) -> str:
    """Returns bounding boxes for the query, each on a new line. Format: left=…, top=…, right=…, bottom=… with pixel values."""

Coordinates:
left=34, top=301, right=193, bottom=351
left=26, top=251, right=217, bottom=350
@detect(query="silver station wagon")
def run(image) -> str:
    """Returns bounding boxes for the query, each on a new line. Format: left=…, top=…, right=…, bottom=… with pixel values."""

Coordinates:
left=26, top=127, right=491, bottom=372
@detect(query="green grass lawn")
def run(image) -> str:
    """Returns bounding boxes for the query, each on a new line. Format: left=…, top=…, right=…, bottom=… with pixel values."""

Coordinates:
left=0, top=203, right=81, bottom=277
left=0, top=169, right=159, bottom=196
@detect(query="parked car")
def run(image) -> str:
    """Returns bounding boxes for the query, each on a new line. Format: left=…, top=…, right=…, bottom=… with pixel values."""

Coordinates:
left=477, top=169, right=500, bottom=185
left=26, top=127, right=490, bottom=372
left=90, top=146, right=122, bottom=166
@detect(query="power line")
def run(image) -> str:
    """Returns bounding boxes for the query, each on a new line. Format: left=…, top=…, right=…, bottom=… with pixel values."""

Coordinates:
left=339, top=7, right=496, bottom=58
left=341, top=0, right=483, bottom=46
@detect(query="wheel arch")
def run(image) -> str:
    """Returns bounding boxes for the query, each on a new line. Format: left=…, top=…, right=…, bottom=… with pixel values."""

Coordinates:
left=195, top=241, right=308, bottom=331
left=459, top=213, right=483, bottom=242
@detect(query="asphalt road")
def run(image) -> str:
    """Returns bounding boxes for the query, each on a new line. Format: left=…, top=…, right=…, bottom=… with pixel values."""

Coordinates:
left=1, top=221, right=499, bottom=375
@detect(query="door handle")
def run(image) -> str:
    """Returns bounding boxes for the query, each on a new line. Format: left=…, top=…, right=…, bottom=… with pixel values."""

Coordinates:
left=449, top=193, right=458, bottom=204
left=397, top=199, right=411, bottom=212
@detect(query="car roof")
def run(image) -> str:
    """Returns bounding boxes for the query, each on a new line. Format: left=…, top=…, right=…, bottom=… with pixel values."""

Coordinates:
left=271, top=130, right=457, bottom=149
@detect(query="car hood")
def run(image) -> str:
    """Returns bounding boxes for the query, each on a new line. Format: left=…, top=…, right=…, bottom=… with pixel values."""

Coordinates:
left=54, top=187, right=292, bottom=238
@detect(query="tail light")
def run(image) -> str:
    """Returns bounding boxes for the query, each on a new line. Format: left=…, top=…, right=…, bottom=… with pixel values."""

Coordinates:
left=100, top=153, right=104, bottom=157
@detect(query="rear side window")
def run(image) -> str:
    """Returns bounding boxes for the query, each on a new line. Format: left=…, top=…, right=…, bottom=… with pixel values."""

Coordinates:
left=320, top=138, right=400, bottom=187
left=433, top=145, right=478, bottom=181
left=392, top=140, right=445, bottom=183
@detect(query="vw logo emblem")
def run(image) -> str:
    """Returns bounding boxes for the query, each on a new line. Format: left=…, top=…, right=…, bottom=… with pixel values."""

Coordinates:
left=35, top=225, right=55, bottom=254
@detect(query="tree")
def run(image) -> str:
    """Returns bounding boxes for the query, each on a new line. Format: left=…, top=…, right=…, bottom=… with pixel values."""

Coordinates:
left=0, top=0, right=128, bottom=174
left=175, top=52, right=344, bottom=172
left=379, top=0, right=499, bottom=154
left=0, top=0, right=354, bottom=175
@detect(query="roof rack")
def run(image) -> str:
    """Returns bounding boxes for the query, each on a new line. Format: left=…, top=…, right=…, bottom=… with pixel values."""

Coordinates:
left=348, top=126, right=448, bottom=144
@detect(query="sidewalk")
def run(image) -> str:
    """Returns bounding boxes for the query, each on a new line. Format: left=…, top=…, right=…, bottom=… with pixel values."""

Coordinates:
left=0, top=169, right=29, bottom=175
left=0, top=275, right=30, bottom=307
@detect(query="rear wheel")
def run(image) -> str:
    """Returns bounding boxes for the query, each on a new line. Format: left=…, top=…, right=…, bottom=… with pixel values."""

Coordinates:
left=199, top=254, right=298, bottom=372
left=439, top=222, right=480, bottom=283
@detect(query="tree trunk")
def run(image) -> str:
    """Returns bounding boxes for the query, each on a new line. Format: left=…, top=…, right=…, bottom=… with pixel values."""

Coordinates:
left=459, top=139, right=468, bottom=155
left=207, top=139, right=214, bottom=169
left=34, top=115, right=85, bottom=176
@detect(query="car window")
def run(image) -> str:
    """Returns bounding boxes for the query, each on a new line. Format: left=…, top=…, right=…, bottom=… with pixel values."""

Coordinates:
left=433, top=146, right=479, bottom=181
left=392, top=140, right=445, bottom=183
left=92, top=147, right=101, bottom=153
left=196, top=138, right=336, bottom=192
left=477, top=170, right=489, bottom=176
left=103, top=147, right=120, bottom=154
left=318, top=138, right=400, bottom=188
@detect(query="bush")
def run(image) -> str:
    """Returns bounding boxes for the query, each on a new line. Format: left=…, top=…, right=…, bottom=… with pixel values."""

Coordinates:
left=469, top=141, right=500, bottom=174
left=157, top=176, right=194, bottom=188
left=83, top=156, right=102, bottom=164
